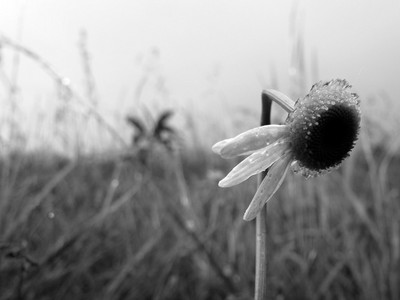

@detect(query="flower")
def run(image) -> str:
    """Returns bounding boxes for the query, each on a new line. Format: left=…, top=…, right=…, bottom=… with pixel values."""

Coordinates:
left=212, top=79, right=361, bottom=221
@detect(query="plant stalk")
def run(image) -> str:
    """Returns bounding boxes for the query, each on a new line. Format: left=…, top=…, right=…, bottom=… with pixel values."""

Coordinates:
left=254, top=91, right=272, bottom=300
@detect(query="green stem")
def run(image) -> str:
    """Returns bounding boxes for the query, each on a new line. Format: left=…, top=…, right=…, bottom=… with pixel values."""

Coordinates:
left=254, top=91, right=272, bottom=300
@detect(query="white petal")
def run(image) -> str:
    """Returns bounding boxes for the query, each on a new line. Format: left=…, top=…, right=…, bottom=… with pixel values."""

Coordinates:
left=212, top=125, right=289, bottom=159
left=243, top=153, right=292, bottom=221
left=218, top=139, right=290, bottom=187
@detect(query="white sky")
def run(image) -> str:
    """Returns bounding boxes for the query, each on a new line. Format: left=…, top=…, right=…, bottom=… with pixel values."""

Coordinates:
left=1, top=0, right=400, bottom=142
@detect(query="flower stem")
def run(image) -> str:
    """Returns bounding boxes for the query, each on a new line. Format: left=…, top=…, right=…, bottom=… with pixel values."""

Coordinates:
left=254, top=92, right=272, bottom=300
left=262, top=89, right=295, bottom=113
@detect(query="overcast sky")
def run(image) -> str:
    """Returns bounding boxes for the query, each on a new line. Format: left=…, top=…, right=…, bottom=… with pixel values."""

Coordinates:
left=1, top=0, right=399, bottom=131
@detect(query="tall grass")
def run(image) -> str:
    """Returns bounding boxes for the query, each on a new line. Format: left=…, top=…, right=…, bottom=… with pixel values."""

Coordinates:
left=0, top=134, right=399, bottom=299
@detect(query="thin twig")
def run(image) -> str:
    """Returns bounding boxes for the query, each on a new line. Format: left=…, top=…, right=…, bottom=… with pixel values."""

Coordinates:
left=0, top=34, right=128, bottom=147
left=165, top=202, right=237, bottom=293
left=79, top=30, right=99, bottom=107
left=3, top=161, right=76, bottom=241
left=254, top=91, right=272, bottom=300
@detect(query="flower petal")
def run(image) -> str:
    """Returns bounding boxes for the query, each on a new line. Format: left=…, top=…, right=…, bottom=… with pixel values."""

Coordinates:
left=243, top=153, right=292, bottom=221
left=218, top=139, right=290, bottom=187
left=212, top=125, right=289, bottom=159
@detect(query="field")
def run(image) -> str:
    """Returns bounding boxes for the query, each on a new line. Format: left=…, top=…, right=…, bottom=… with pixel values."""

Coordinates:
left=1, top=22, right=400, bottom=299
left=0, top=128, right=399, bottom=299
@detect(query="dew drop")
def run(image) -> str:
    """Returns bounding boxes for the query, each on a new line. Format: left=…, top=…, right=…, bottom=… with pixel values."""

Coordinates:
left=111, top=179, right=119, bottom=188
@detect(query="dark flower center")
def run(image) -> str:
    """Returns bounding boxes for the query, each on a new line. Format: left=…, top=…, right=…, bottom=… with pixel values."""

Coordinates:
left=291, top=104, right=360, bottom=171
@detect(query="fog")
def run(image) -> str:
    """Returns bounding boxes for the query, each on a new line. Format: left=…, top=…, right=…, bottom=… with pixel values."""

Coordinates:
left=1, top=0, right=399, bottom=147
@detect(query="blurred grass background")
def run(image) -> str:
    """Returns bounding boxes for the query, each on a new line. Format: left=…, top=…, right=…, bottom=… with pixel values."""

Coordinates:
left=1, top=4, right=400, bottom=300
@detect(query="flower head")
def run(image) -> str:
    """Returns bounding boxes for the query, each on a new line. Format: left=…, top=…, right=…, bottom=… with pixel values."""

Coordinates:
left=212, top=79, right=361, bottom=221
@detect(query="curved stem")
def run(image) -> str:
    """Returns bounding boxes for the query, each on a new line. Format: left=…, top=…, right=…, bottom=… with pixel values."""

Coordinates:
left=254, top=91, right=272, bottom=300
left=262, top=89, right=295, bottom=112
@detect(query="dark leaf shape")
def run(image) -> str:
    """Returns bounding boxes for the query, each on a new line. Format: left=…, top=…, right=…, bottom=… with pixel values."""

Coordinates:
left=127, top=116, right=147, bottom=144
left=153, top=110, right=174, bottom=138
left=158, top=125, right=175, bottom=135
left=126, top=116, right=146, bottom=134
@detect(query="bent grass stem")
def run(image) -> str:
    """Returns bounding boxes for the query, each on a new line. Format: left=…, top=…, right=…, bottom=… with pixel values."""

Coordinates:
left=254, top=92, right=272, bottom=300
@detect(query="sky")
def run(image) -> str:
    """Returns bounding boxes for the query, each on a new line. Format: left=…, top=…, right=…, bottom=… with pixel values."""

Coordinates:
left=0, top=0, right=399, bottom=149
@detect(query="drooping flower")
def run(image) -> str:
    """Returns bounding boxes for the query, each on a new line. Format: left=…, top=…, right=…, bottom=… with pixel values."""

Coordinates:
left=212, top=79, right=361, bottom=221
